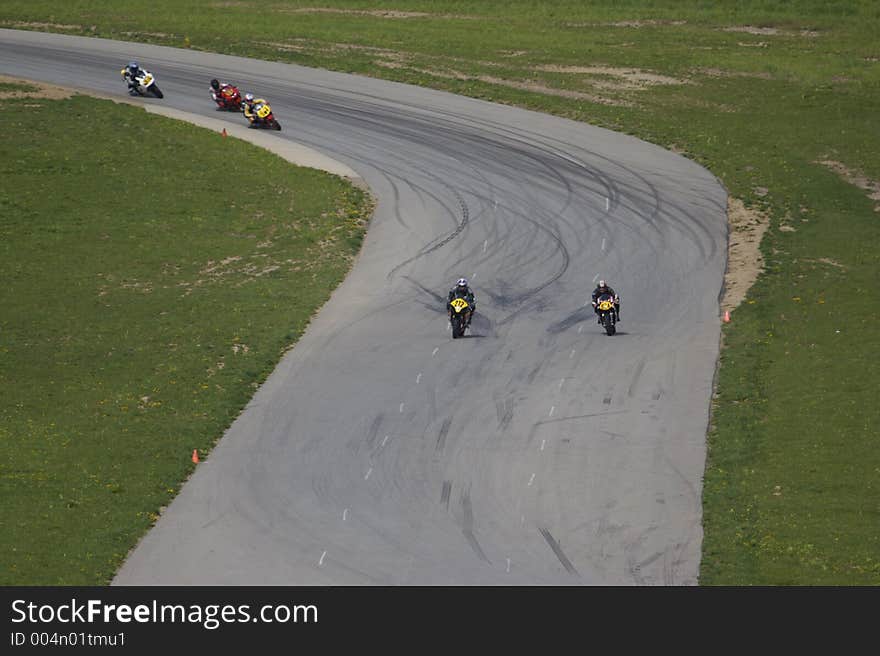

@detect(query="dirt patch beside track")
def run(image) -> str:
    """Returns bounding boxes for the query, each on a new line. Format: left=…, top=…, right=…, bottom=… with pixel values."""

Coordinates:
left=0, top=74, right=74, bottom=99
left=722, top=197, right=770, bottom=313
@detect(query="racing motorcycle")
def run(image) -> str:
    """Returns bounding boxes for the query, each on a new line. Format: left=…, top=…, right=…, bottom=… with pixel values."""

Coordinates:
left=120, top=67, right=163, bottom=98
left=211, top=85, right=242, bottom=111
left=449, top=297, right=472, bottom=339
left=244, top=101, right=281, bottom=131
left=595, top=293, right=617, bottom=336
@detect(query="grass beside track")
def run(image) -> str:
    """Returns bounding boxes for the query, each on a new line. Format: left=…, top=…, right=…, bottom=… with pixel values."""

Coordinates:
left=1, top=1, right=878, bottom=583
left=0, top=93, right=369, bottom=584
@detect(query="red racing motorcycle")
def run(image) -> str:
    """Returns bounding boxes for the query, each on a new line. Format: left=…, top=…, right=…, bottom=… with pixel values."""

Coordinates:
left=210, top=80, right=243, bottom=111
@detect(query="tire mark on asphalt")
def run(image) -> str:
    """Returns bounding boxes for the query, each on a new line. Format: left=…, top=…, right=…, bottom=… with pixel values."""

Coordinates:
left=533, top=409, right=630, bottom=427
left=386, top=175, right=409, bottom=230
left=494, top=209, right=571, bottom=325
left=441, top=480, right=452, bottom=509
left=396, top=102, right=619, bottom=219
left=461, top=490, right=490, bottom=563
left=299, top=83, right=715, bottom=291
left=525, top=361, right=543, bottom=385
left=495, top=397, right=514, bottom=431
left=366, top=414, right=384, bottom=449
left=387, top=185, right=470, bottom=280
left=627, top=359, right=646, bottom=398
left=308, top=96, right=580, bottom=308
left=539, top=528, right=579, bottom=576
left=436, top=418, right=452, bottom=454
left=492, top=125, right=721, bottom=266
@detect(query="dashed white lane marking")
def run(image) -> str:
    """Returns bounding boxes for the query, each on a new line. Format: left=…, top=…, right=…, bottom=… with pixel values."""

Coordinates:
left=521, top=515, right=525, bottom=526
left=381, top=434, right=389, bottom=447
left=549, top=406, right=555, bottom=417
left=471, top=272, right=476, bottom=280
left=432, top=347, right=439, bottom=357
left=592, top=273, right=599, bottom=283
left=416, top=373, right=422, bottom=384
left=606, top=197, right=610, bottom=211
left=342, top=508, right=348, bottom=521
left=319, top=550, right=326, bottom=566
left=541, top=439, right=546, bottom=451
left=578, top=325, right=584, bottom=334
left=483, top=239, right=488, bottom=253
left=364, top=467, right=372, bottom=480
left=528, top=473, right=535, bottom=487
left=399, top=403, right=405, bottom=413
left=558, top=378, right=565, bottom=391
left=601, top=237, right=606, bottom=251
left=493, top=200, right=498, bottom=211
left=506, top=558, right=511, bottom=573
left=569, top=349, right=576, bottom=359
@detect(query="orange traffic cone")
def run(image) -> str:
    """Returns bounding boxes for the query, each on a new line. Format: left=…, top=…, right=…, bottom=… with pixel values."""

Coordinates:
left=221, top=128, right=227, bottom=138
left=192, top=449, right=199, bottom=463
left=723, top=310, right=731, bottom=323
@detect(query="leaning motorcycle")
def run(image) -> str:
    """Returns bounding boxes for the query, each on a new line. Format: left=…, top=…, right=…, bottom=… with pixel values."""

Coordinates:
left=212, top=86, right=242, bottom=111
left=245, top=103, right=281, bottom=131
left=596, top=293, right=617, bottom=336
left=449, top=297, right=471, bottom=339
left=120, top=68, right=163, bottom=98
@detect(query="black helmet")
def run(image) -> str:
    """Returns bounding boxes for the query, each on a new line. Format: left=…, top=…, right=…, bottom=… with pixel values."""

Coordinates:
left=128, top=61, right=139, bottom=72
left=210, top=78, right=220, bottom=90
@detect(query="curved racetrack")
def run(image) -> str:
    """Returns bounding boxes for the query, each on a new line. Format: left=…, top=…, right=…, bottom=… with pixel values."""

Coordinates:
left=1, top=29, right=728, bottom=585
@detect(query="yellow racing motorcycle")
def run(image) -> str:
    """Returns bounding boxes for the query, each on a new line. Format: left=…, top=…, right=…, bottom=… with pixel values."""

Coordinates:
left=595, top=293, right=617, bottom=336
left=244, top=100, right=281, bottom=131
left=449, top=297, right=472, bottom=339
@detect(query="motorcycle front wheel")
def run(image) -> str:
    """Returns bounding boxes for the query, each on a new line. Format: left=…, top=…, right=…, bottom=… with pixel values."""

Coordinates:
left=451, top=315, right=464, bottom=339
left=604, top=314, right=616, bottom=336
left=150, top=85, right=164, bottom=99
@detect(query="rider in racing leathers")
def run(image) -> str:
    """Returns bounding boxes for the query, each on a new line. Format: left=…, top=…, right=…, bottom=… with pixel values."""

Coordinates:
left=210, top=78, right=240, bottom=108
left=447, top=278, right=476, bottom=327
left=121, top=61, right=143, bottom=94
left=242, top=93, right=271, bottom=126
left=591, top=279, right=620, bottom=323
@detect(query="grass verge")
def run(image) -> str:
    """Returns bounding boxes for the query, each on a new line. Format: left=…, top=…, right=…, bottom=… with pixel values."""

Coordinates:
left=0, top=89, right=369, bottom=584
left=1, top=1, right=878, bottom=583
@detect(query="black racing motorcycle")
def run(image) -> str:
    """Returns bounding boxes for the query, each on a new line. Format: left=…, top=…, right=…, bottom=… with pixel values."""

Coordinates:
left=449, top=297, right=472, bottom=339
left=595, top=293, right=617, bottom=336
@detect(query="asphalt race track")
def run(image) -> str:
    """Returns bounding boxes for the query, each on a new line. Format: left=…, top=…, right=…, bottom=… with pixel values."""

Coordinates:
left=1, top=29, right=728, bottom=585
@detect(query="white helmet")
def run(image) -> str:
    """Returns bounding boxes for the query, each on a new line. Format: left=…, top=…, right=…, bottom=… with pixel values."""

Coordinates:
left=457, top=278, right=468, bottom=287
left=598, top=279, right=606, bottom=288
left=245, top=92, right=254, bottom=102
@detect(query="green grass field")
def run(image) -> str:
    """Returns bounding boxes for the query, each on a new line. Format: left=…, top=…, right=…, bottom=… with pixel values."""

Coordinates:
left=1, top=1, right=878, bottom=584
left=0, top=90, right=369, bottom=584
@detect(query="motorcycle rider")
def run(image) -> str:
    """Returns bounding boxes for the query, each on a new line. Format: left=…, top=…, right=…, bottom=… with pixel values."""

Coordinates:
left=242, top=92, right=271, bottom=126
left=447, top=278, right=476, bottom=327
left=210, top=78, right=240, bottom=108
left=591, top=279, right=620, bottom=323
left=121, top=61, right=143, bottom=95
